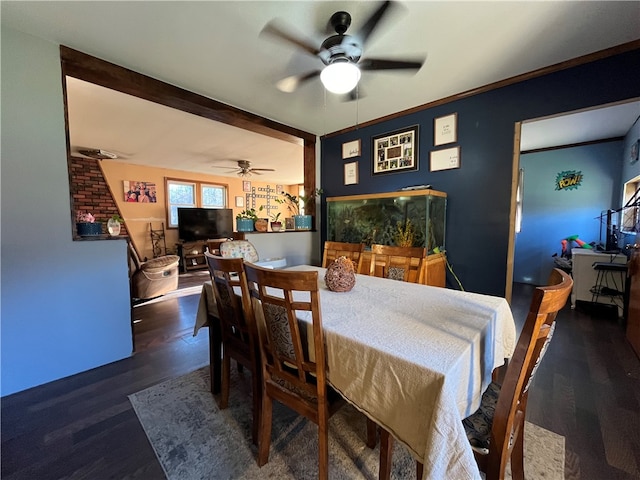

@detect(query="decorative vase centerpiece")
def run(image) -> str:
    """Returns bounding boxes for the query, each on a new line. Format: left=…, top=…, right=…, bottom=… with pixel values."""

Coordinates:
left=324, top=256, right=357, bottom=292
left=76, top=211, right=103, bottom=237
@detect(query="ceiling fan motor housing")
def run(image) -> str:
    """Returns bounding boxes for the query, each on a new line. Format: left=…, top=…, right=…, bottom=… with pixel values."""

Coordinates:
left=319, top=11, right=362, bottom=65
left=320, top=35, right=362, bottom=65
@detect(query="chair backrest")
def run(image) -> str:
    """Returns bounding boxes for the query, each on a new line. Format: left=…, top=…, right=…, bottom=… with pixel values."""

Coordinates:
left=365, top=244, right=426, bottom=283
left=321, top=241, right=365, bottom=269
left=487, top=268, right=573, bottom=477
left=219, top=240, right=259, bottom=263
left=204, top=252, right=256, bottom=353
left=244, top=263, right=327, bottom=403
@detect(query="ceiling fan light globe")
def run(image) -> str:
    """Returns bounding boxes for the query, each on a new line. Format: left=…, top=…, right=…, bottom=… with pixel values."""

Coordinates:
left=320, top=62, right=361, bottom=94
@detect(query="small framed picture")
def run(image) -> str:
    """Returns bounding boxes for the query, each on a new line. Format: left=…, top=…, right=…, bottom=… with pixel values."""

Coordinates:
left=631, top=139, right=639, bottom=165
left=344, top=161, right=358, bottom=185
left=430, top=146, right=461, bottom=172
left=235, top=196, right=244, bottom=208
left=434, top=113, right=457, bottom=146
left=342, top=139, right=361, bottom=159
left=242, top=180, right=251, bottom=192
left=276, top=184, right=283, bottom=194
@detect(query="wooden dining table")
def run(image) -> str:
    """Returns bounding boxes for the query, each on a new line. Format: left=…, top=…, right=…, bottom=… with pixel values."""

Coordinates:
left=194, top=265, right=516, bottom=479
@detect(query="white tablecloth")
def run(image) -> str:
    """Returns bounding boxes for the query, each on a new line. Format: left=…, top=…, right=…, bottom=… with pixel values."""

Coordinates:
left=286, top=265, right=516, bottom=480
left=194, top=265, right=516, bottom=480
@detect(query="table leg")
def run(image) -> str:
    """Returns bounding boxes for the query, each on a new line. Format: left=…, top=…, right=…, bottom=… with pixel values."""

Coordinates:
left=207, top=314, right=222, bottom=394
left=379, top=428, right=393, bottom=480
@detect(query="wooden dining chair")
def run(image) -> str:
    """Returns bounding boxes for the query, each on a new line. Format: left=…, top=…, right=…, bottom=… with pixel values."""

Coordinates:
left=363, top=244, right=427, bottom=283
left=321, top=241, right=366, bottom=270
left=244, top=263, right=344, bottom=480
left=204, top=252, right=261, bottom=445
left=375, top=268, right=573, bottom=480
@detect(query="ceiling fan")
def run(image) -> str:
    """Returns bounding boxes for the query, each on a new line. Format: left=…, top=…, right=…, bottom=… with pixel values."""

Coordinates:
left=211, top=160, right=275, bottom=177
left=261, top=0, right=425, bottom=97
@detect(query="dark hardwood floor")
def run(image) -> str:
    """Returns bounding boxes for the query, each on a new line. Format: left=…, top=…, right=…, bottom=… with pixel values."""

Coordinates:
left=2, top=276, right=639, bottom=479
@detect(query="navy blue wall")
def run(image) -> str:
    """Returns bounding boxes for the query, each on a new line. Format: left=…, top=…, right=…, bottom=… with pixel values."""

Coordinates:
left=321, top=48, right=640, bottom=296
left=514, top=141, right=623, bottom=286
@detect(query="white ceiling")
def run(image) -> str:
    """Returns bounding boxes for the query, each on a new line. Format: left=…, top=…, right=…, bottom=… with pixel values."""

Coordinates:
left=3, top=1, right=640, bottom=183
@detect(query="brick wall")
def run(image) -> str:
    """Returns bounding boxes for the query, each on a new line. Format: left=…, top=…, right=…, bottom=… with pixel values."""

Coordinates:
left=69, top=156, right=128, bottom=236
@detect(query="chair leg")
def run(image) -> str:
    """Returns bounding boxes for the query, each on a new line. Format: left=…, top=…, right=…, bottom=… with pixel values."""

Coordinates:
left=379, top=428, right=393, bottom=480
left=366, top=418, right=377, bottom=448
left=318, top=406, right=329, bottom=480
left=416, top=461, right=424, bottom=480
left=511, top=430, right=525, bottom=480
left=257, top=394, right=273, bottom=467
left=208, top=317, right=222, bottom=394
left=219, top=353, right=230, bottom=409
left=250, top=366, right=261, bottom=446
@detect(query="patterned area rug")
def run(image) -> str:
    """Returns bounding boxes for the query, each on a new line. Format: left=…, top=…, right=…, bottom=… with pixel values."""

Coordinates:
left=129, top=367, right=565, bottom=479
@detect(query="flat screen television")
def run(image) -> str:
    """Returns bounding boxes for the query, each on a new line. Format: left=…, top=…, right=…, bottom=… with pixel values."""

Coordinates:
left=178, top=207, right=234, bottom=242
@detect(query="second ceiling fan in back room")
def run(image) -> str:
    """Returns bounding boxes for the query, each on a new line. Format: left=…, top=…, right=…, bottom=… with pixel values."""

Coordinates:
left=211, top=159, right=275, bottom=177
left=261, top=0, right=425, bottom=99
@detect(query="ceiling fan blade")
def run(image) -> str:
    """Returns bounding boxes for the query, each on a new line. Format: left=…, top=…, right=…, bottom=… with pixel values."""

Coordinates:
left=211, top=165, right=239, bottom=170
left=261, top=21, right=321, bottom=57
left=359, top=57, right=424, bottom=71
left=276, top=70, right=321, bottom=93
left=353, top=1, right=396, bottom=46
left=251, top=168, right=276, bottom=172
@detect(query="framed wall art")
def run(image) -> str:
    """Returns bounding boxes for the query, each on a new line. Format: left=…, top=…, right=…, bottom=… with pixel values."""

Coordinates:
left=372, top=125, right=419, bottom=176
left=242, top=180, right=251, bottom=192
left=124, top=180, right=157, bottom=203
left=235, top=196, right=244, bottom=207
left=342, top=139, right=361, bottom=159
left=434, top=113, right=457, bottom=146
left=344, top=161, right=359, bottom=185
left=430, top=146, right=461, bottom=172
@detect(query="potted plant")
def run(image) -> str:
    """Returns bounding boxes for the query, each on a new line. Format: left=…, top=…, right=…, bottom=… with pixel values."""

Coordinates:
left=275, top=188, right=323, bottom=230
left=76, top=211, right=103, bottom=237
left=107, top=214, right=124, bottom=236
left=270, top=212, right=283, bottom=232
left=236, top=208, right=258, bottom=232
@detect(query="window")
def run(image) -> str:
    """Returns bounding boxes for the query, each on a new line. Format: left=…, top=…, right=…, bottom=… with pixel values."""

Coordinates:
left=621, top=175, right=640, bottom=234
left=167, top=179, right=227, bottom=228
left=515, top=168, right=524, bottom=233
left=297, top=184, right=306, bottom=215
left=202, top=184, right=226, bottom=208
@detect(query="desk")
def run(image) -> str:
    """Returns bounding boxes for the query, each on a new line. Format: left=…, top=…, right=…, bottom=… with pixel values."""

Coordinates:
left=570, top=248, right=627, bottom=317
left=194, top=266, right=516, bottom=479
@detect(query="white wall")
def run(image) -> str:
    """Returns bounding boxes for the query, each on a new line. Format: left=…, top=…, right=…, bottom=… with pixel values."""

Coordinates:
left=1, top=28, right=133, bottom=396
left=244, top=231, right=318, bottom=267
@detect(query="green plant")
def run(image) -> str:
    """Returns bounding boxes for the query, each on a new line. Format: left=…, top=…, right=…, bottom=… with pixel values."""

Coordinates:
left=236, top=208, right=258, bottom=220
left=394, top=219, right=415, bottom=247
left=270, top=211, right=282, bottom=223
left=110, top=214, right=124, bottom=223
left=275, top=188, right=323, bottom=215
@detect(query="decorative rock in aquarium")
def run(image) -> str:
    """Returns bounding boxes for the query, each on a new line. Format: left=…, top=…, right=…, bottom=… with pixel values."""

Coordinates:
left=324, top=256, right=357, bottom=292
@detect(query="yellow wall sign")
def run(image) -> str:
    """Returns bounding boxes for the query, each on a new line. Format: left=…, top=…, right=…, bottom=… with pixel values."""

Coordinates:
left=555, top=170, right=583, bottom=191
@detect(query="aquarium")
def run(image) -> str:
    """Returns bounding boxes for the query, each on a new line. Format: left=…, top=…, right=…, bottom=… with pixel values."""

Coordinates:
left=326, top=189, right=446, bottom=254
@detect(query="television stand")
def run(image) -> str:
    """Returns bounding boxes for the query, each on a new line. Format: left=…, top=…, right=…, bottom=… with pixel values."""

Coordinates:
left=177, top=241, right=208, bottom=273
